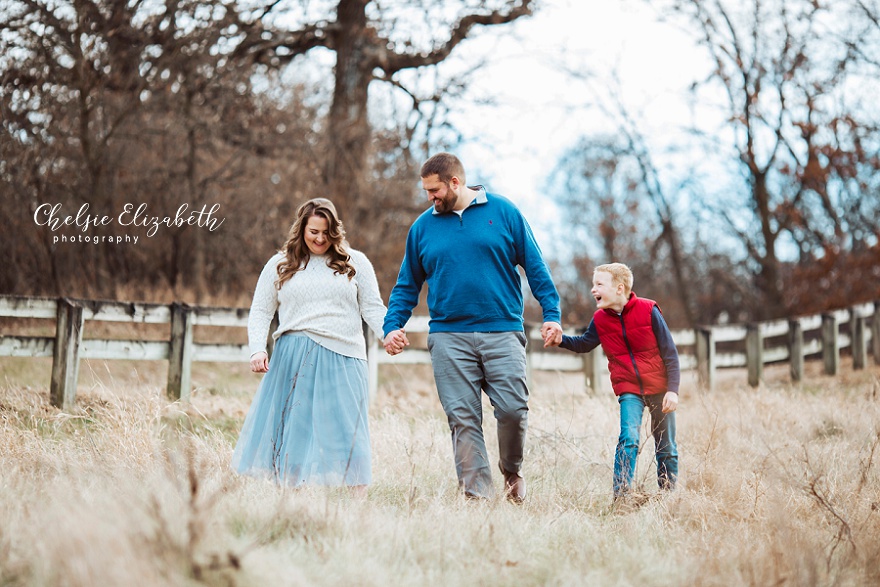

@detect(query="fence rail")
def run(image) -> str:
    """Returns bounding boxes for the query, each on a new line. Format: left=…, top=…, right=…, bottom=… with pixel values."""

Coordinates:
left=1, top=294, right=878, bottom=409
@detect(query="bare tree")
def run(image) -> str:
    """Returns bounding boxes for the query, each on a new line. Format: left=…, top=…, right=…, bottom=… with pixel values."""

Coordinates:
left=648, top=0, right=880, bottom=319
left=546, top=56, right=698, bottom=325
left=1, top=0, right=533, bottom=301
left=545, top=0, right=879, bottom=324
left=549, top=134, right=703, bottom=327
left=850, top=0, right=880, bottom=68
left=599, top=78, right=696, bottom=326
left=231, top=0, right=535, bottom=223
left=0, top=0, right=323, bottom=300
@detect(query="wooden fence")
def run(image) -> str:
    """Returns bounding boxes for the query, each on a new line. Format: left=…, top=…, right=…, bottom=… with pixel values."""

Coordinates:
left=0, top=294, right=878, bottom=410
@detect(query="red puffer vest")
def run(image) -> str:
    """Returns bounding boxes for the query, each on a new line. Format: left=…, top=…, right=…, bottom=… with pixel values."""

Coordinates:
left=593, top=293, right=668, bottom=396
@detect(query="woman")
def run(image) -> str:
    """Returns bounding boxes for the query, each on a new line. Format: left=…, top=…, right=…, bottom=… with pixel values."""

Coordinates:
left=232, top=198, right=386, bottom=492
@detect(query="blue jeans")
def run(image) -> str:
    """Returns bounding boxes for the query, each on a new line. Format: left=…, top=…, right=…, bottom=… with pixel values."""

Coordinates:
left=614, top=393, right=678, bottom=496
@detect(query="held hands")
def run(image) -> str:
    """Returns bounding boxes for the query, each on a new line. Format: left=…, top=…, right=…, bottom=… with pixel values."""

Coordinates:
left=540, top=321, right=563, bottom=348
left=250, top=351, right=269, bottom=373
left=383, top=329, right=409, bottom=355
left=662, top=391, right=679, bottom=413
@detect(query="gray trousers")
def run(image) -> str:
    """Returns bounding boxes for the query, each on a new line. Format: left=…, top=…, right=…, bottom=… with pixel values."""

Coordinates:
left=427, top=331, right=529, bottom=498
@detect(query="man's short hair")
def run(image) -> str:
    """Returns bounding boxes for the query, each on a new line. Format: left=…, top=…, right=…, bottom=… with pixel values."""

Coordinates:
left=420, top=152, right=466, bottom=184
left=594, top=263, right=634, bottom=295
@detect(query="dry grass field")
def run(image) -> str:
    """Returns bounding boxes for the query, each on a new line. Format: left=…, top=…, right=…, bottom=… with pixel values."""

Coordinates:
left=1, top=356, right=879, bottom=586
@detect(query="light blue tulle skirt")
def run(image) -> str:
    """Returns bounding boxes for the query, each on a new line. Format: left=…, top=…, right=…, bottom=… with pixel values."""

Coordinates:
left=232, top=333, right=371, bottom=486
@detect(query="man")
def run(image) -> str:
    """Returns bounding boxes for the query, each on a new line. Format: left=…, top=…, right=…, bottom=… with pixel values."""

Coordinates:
left=383, top=152, right=562, bottom=502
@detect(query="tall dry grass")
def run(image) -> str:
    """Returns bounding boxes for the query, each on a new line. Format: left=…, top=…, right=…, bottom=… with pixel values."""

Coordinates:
left=1, top=357, right=879, bottom=586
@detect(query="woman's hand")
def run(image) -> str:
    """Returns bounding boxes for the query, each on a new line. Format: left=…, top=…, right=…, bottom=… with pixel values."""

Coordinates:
left=383, top=329, right=409, bottom=355
left=250, top=351, right=269, bottom=373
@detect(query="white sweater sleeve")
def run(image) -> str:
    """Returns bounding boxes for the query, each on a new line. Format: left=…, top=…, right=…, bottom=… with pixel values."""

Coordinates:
left=351, top=250, right=387, bottom=342
left=247, top=253, right=282, bottom=357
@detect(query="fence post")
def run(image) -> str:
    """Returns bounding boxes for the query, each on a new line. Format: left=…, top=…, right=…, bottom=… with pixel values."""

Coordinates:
left=695, top=327, right=715, bottom=390
left=582, top=348, right=603, bottom=394
left=50, top=298, right=84, bottom=410
left=872, top=300, right=880, bottom=366
left=746, top=323, right=763, bottom=387
left=582, top=351, right=593, bottom=393
left=821, top=313, right=839, bottom=376
left=364, top=322, right=379, bottom=404
left=167, top=302, right=194, bottom=401
left=851, top=307, right=866, bottom=371
left=788, top=319, right=804, bottom=382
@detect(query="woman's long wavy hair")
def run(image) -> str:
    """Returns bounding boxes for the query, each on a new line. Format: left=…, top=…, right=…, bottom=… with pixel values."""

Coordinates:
left=275, top=198, right=356, bottom=289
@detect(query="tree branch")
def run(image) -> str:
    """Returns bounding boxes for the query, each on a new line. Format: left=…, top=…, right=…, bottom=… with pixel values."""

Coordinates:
left=380, top=0, right=533, bottom=74
left=856, top=0, right=880, bottom=29
left=232, top=21, right=338, bottom=65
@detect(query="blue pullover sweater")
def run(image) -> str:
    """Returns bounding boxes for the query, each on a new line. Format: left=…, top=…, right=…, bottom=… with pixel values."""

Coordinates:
left=383, top=189, right=561, bottom=335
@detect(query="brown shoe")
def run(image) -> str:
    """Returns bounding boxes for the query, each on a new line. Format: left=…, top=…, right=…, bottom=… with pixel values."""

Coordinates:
left=499, top=462, right=526, bottom=504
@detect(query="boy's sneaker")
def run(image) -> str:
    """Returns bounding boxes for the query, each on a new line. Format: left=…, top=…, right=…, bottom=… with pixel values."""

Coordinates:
left=611, top=491, right=650, bottom=513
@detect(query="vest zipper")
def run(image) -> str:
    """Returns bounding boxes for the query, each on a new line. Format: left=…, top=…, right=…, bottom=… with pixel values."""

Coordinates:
left=619, top=314, right=645, bottom=395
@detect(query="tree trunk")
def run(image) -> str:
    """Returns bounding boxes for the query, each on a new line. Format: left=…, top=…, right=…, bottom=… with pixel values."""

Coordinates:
left=184, top=85, right=206, bottom=300
left=325, top=0, right=373, bottom=225
left=753, top=171, right=784, bottom=318
left=662, top=219, right=695, bottom=327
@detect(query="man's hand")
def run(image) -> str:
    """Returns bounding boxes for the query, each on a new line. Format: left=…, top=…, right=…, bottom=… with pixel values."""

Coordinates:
left=540, top=321, right=563, bottom=348
left=383, top=329, right=409, bottom=355
left=662, top=391, right=678, bottom=413
left=250, top=351, right=269, bottom=373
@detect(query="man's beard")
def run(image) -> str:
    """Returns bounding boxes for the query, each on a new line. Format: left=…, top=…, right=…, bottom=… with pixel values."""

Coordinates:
left=433, top=191, right=456, bottom=213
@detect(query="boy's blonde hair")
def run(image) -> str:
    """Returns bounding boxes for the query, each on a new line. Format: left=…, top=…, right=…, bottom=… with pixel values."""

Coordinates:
left=594, top=263, right=633, bottom=295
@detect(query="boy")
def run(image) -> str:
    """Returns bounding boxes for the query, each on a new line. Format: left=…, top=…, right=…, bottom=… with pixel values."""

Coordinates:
left=550, top=263, right=679, bottom=504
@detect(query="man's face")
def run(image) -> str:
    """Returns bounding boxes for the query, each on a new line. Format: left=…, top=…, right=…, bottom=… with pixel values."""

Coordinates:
left=422, top=174, right=458, bottom=214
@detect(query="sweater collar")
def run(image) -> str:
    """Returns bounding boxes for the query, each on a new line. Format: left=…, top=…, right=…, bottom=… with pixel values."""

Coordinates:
left=469, top=185, right=488, bottom=205
left=431, top=185, right=488, bottom=215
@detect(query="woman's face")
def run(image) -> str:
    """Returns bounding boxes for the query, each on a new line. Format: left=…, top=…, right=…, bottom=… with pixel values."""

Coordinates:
left=303, top=214, right=331, bottom=255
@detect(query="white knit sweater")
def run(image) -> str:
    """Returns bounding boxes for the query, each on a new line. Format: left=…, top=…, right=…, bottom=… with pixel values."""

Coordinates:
left=247, top=249, right=387, bottom=361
